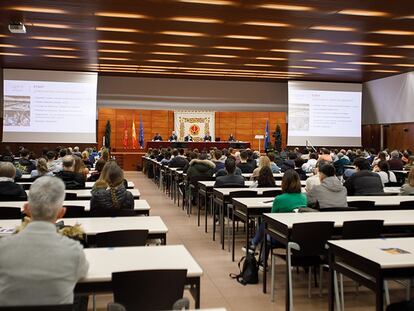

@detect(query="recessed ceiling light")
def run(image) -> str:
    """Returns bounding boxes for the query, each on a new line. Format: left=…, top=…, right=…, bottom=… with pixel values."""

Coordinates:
left=370, top=54, right=404, bottom=59
left=204, top=54, right=238, bottom=58
left=348, top=61, right=380, bottom=65
left=170, top=17, right=222, bottom=23
left=147, top=59, right=180, bottom=63
left=97, top=64, right=138, bottom=67
left=99, top=49, right=133, bottom=53
left=321, top=51, right=355, bottom=56
left=160, top=31, right=205, bottom=37
left=346, top=41, right=383, bottom=46
left=258, top=4, right=313, bottom=11
left=0, top=52, right=25, bottom=56
left=213, top=46, right=250, bottom=50
left=8, top=6, right=67, bottom=14
left=0, top=35, right=8, bottom=38
left=175, top=0, right=236, bottom=5
left=94, top=12, right=148, bottom=19
left=44, top=54, right=79, bottom=59
left=31, top=23, right=71, bottom=29
left=99, top=57, right=131, bottom=61
left=197, top=61, right=226, bottom=65
left=139, top=68, right=168, bottom=72
left=256, top=57, right=286, bottom=61
left=38, top=46, right=76, bottom=51
left=372, top=30, right=414, bottom=35
left=30, top=36, right=73, bottom=42
left=337, top=9, right=388, bottom=17
left=289, top=38, right=326, bottom=43
left=243, top=21, right=290, bottom=27
left=244, top=63, right=273, bottom=67
left=0, top=44, right=18, bottom=48
left=331, top=67, right=358, bottom=71
left=310, top=25, right=356, bottom=32
left=98, top=40, right=135, bottom=44
left=395, top=45, right=414, bottom=49
left=140, top=65, right=178, bottom=69
left=156, top=43, right=195, bottom=47
left=271, top=48, right=303, bottom=53
left=225, top=35, right=267, bottom=40
left=371, top=69, right=399, bottom=73
left=151, top=51, right=187, bottom=55
left=96, top=27, right=140, bottom=33
left=393, top=63, right=413, bottom=67
left=303, top=59, right=334, bottom=63
left=289, top=65, right=316, bottom=69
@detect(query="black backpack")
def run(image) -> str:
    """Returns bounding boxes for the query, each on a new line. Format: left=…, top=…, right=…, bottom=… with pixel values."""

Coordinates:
left=229, top=253, right=259, bottom=285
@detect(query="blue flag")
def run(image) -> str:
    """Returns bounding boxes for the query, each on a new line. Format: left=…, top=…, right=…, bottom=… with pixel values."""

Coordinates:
left=139, top=116, right=144, bottom=149
left=264, top=120, right=270, bottom=150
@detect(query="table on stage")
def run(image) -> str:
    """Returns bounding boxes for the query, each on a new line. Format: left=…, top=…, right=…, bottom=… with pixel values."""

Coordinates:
left=147, top=141, right=251, bottom=150
left=75, top=245, right=203, bottom=308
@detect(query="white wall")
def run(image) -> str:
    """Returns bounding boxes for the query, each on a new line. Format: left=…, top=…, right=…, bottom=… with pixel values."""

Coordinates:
left=97, top=75, right=288, bottom=112
left=362, top=71, right=414, bottom=124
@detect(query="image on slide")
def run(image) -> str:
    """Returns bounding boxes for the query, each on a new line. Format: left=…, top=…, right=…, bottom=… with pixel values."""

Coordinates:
left=4, top=95, right=30, bottom=126
left=289, top=103, right=309, bottom=131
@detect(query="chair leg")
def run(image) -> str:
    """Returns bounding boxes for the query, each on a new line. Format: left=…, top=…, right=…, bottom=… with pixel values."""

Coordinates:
left=406, top=279, right=412, bottom=300
left=287, top=247, right=294, bottom=310
left=308, top=266, right=312, bottom=298
left=334, top=272, right=341, bottom=311
left=93, top=294, right=96, bottom=311
left=340, top=273, right=344, bottom=311
left=271, top=252, right=276, bottom=302
left=319, top=265, right=323, bottom=297
left=384, top=280, right=390, bottom=306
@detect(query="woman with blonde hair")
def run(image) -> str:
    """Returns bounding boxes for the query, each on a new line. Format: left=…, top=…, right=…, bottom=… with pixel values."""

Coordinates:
left=400, top=167, right=414, bottom=195
left=250, top=156, right=271, bottom=181
left=30, top=158, right=53, bottom=179
left=74, top=156, right=89, bottom=179
left=90, top=161, right=134, bottom=215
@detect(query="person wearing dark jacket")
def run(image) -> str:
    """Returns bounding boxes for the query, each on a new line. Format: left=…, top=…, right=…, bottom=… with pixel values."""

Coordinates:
left=186, top=153, right=215, bottom=180
left=214, top=158, right=245, bottom=187
left=237, top=150, right=254, bottom=173
left=281, top=152, right=297, bottom=172
left=90, top=161, right=134, bottom=216
left=344, top=158, right=384, bottom=195
left=87, top=159, right=106, bottom=182
left=15, top=149, right=36, bottom=174
left=0, top=162, right=27, bottom=201
left=388, top=150, right=404, bottom=171
left=54, top=156, right=85, bottom=189
left=168, top=149, right=189, bottom=168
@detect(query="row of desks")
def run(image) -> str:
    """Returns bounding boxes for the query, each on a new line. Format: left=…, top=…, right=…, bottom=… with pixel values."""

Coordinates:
left=17, top=180, right=135, bottom=189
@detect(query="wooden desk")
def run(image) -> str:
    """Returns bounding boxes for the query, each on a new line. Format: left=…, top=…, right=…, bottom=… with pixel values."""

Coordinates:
left=24, top=188, right=140, bottom=200
left=328, top=238, right=414, bottom=311
left=18, top=181, right=135, bottom=189
left=76, top=245, right=203, bottom=308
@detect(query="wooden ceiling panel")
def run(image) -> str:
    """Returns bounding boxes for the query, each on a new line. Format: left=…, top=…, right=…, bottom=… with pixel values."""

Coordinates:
left=0, top=0, right=413, bottom=82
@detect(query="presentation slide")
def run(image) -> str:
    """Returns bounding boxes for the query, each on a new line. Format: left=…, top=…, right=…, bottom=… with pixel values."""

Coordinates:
left=288, top=81, right=362, bottom=147
left=3, top=69, right=97, bottom=143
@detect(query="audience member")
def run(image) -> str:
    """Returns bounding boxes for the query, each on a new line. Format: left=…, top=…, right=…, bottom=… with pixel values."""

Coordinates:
left=281, top=152, right=296, bottom=172
left=307, top=164, right=347, bottom=209
left=250, top=166, right=276, bottom=188
left=0, top=162, right=27, bottom=201
left=168, top=149, right=189, bottom=168
left=82, top=150, right=93, bottom=168
left=333, top=152, right=351, bottom=175
left=168, top=131, right=178, bottom=142
left=212, top=149, right=225, bottom=172
left=87, top=159, right=105, bottom=181
left=374, top=160, right=397, bottom=186
left=15, top=148, right=36, bottom=174
left=72, top=146, right=82, bottom=158
left=55, top=155, right=86, bottom=189
left=344, top=158, right=384, bottom=195
left=301, top=153, right=318, bottom=173
left=267, top=153, right=281, bottom=173
left=388, top=150, right=404, bottom=171
left=152, top=133, right=163, bottom=141
left=251, top=156, right=272, bottom=180
left=0, top=176, right=88, bottom=306
left=305, top=161, right=325, bottom=192
left=294, top=158, right=307, bottom=180
left=400, top=167, right=414, bottom=195
left=46, top=150, right=62, bottom=173
left=74, top=156, right=89, bottom=179
left=31, top=158, right=53, bottom=179
left=237, top=150, right=254, bottom=173
left=186, top=153, right=215, bottom=180
left=318, top=148, right=332, bottom=162
left=214, top=157, right=245, bottom=187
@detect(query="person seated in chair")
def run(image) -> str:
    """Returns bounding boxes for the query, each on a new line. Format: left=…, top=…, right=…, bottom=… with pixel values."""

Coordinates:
left=0, top=162, right=27, bottom=201
left=168, top=131, right=177, bottom=142
left=152, top=133, right=163, bottom=141
left=0, top=176, right=89, bottom=306
left=184, top=134, right=193, bottom=142
left=214, top=157, right=245, bottom=187
left=237, top=150, right=254, bottom=173
left=204, top=132, right=212, bottom=142
left=344, top=158, right=384, bottom=195
left=15, top=148, right=36, bottom=174
left=228, top=134, right=236, bottom=142
left=54, top=156, right=86, bottom=189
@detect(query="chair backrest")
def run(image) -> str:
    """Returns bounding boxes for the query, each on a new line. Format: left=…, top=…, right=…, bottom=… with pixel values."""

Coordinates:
left=341, top=220, right=384, bottom=239
left=64, top=193, right=77, bottom=200
left=92, top=209, right=137, bottom=217
left=95, top=230, right=148, bottom=247
left=189, top=175, right=215, bottom=186
left=399, top=201, right=414, bottom=210
left=62, top=205, right=85, bottom=218
left=319, top=207, right=358, bottom=212
left=347, top=200, right=375, bottom=209
left=0, top=305, right=73, bottom=311
left=21, top=184, right=31, bottom=190
left=112, top=269, right=187, bottom=311
left=228, top=190, right=258, bottom=199
left=218, top=184, right=248, bottom=188
left=261, top=190, right=282, bottom=197
left=0, top=207, right=22, bottom=219
left=384, top=181, right=403, bottom=187
left=290, top=221, right=334, bottom=256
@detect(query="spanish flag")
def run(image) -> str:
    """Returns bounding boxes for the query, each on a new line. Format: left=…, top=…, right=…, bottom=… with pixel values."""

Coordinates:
left=132, top=119, right=137, bottom=149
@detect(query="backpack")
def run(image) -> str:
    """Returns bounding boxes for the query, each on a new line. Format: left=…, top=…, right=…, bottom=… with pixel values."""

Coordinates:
left=229, top=253, right=259, bottom=285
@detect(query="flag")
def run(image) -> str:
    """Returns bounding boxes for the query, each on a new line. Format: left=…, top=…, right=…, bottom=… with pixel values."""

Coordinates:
left=264, top=120, right=270, bottom=151
left=139, top=116, right=144, bottom=149
left=123, top=118, right=128, bottom=149
left=132, top=119, right=137, bottom=149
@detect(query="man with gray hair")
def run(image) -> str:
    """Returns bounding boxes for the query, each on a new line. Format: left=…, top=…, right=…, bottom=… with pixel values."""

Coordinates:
left=388, top=150, right=404, bottom=171
left=55, top=155, right=86, bottom=189
left=0, top=161, right=27, bottom=201
left=0, top=176, right=89, bottom=306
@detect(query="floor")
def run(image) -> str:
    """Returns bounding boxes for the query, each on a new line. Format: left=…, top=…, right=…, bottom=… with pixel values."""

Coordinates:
left=93, top=171, right=408, bottom=310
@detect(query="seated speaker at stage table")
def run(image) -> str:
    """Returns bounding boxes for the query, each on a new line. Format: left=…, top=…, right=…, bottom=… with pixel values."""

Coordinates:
left=168, top=131, right=178, bottom=142
left=152, top=133, right=163, bottom=141
left=184, top=134, right=193, bottom=142
left=204, top=132, right=212, bottom=142
left=228, top=134, right=236, bottom=142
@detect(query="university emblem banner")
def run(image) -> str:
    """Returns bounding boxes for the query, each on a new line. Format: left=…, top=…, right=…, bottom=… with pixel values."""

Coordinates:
left=174, top=111, right=215, bottom=142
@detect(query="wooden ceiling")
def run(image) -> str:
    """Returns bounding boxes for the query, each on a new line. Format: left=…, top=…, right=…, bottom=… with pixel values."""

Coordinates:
left=0, top=0, right=413, bottom=82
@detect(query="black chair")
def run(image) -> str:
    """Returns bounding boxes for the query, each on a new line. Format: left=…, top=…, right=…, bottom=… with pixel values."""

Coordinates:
left=62, top=205, right=85, bottom=218
left=319, top=207, right=358, bottom=212
left=261, top=189, right=282, bottom=197
left=21, top=184, right=31, bottom=190
left=270, top=221, right=335, bottom=308
left=112, top=269, right=187, bottom=311
left=65, top=193, right=77, bottom=200
left=386, top=299, right=414, bottom=311
left=91, top=209, right=137, bottom=217
left=384, top=181, right=403, bottom=187
left=399, top=201, right=414, bottom=210
left=95, top=230, right=148, bottom=248
left=0, top=305, right=73, bottom=311
left=347, top=200, right=375, bottom=209
left=0, top=207, right=22, bottom=219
